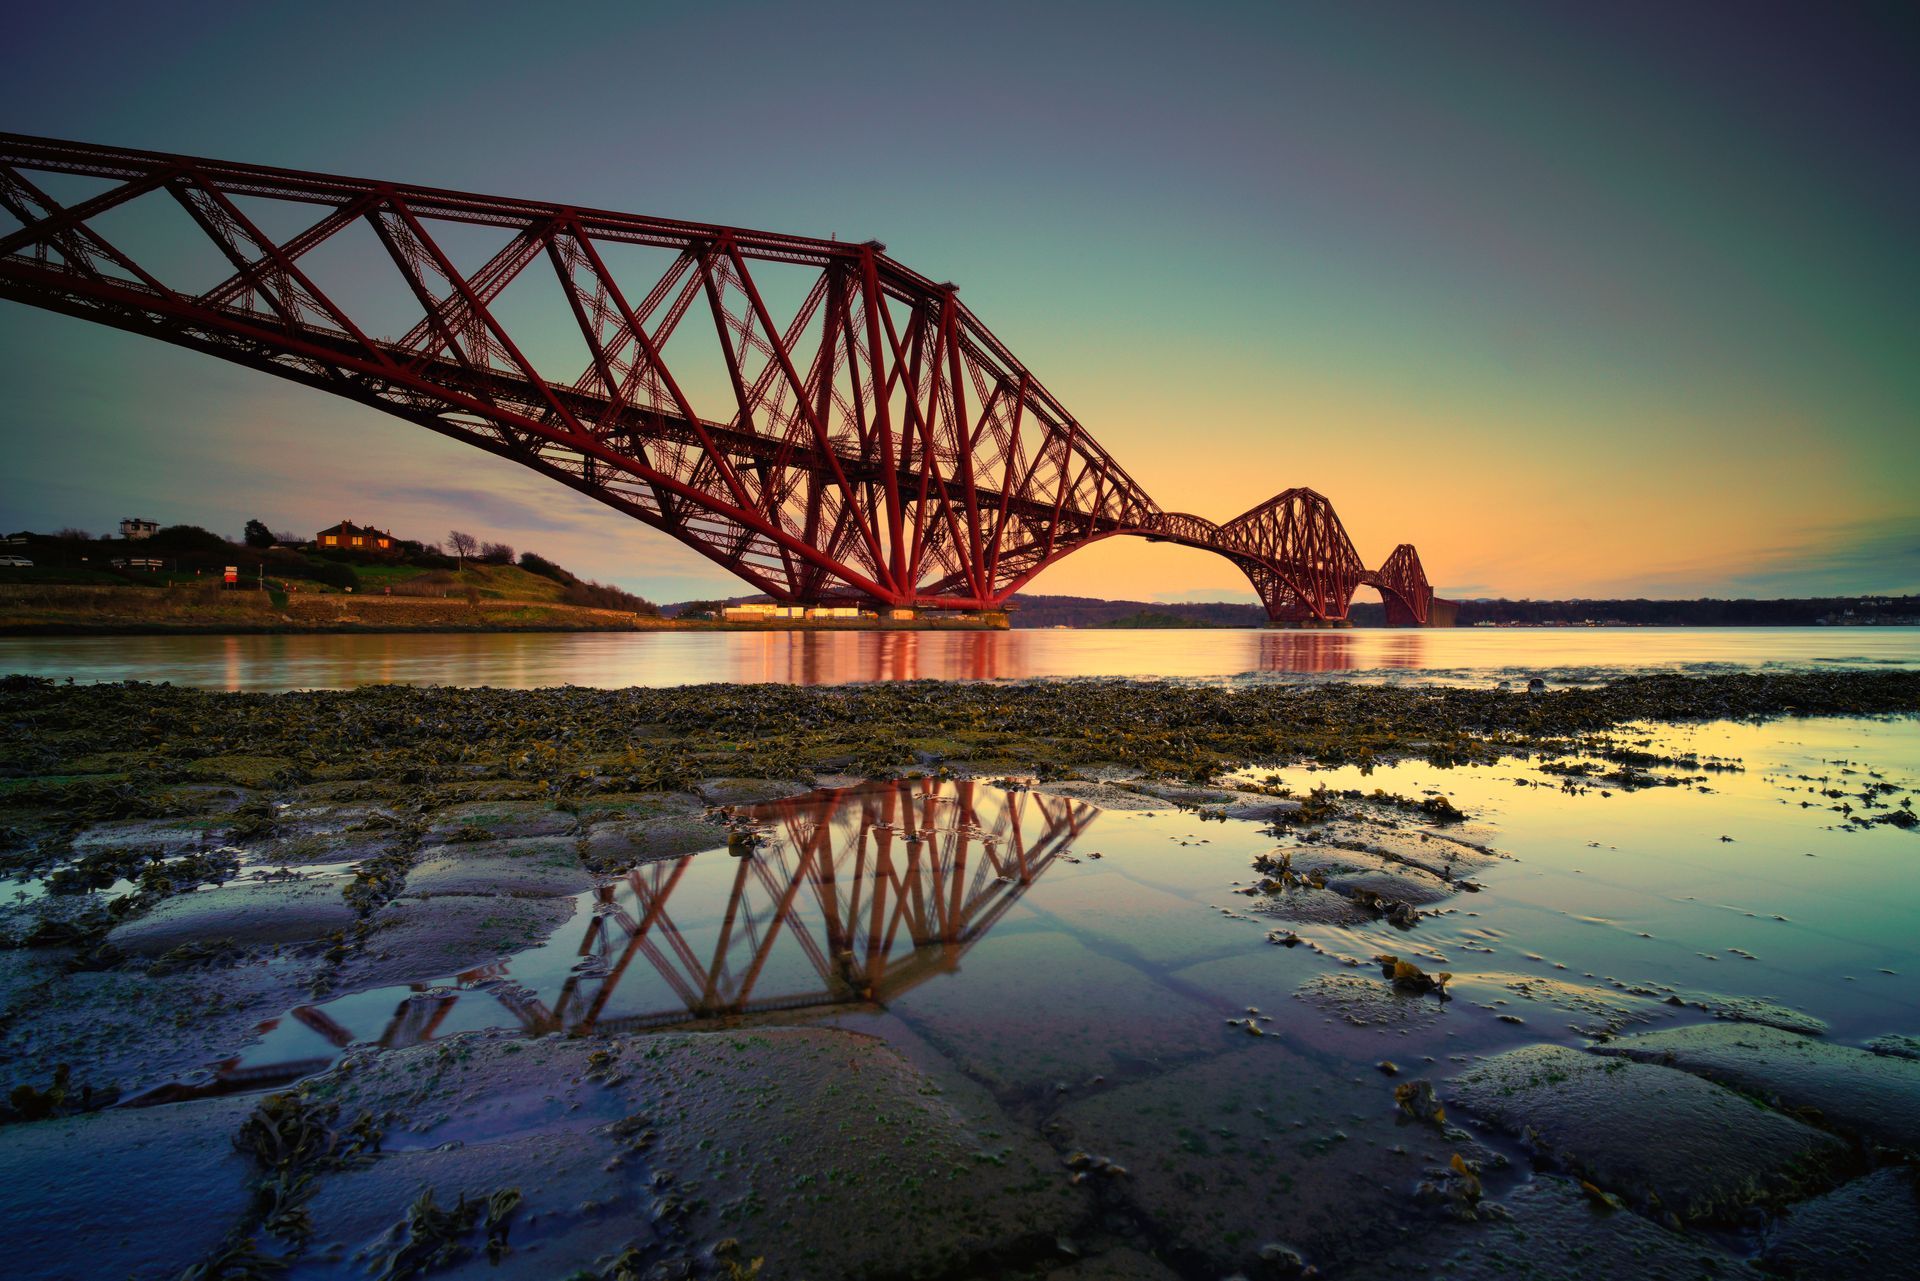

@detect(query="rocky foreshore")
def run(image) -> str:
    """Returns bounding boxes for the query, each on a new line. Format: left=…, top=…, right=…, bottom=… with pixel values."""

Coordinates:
left=0, top=671, right=1915, bottom=1280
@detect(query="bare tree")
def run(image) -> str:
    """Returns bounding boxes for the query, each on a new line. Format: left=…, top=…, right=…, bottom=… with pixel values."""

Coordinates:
left=479, top=541, right=514, bottom=565
left=447, top=530, right=478, bottom=568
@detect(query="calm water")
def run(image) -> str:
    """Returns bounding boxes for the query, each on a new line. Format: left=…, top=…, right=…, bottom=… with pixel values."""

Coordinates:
left=3, top=625, right=1917, bottom=690
left=170, top=714, right=1918, bottom=1104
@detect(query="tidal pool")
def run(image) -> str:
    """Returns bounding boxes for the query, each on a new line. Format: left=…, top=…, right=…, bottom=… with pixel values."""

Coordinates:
left=185, top=716, right=1916, bottom=1110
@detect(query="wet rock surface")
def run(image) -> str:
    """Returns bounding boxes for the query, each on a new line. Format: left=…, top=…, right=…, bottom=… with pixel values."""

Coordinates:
left=405, top=835, right=597, bottom=898
left=1452, top=972, right=1661, bottom=1037
left=106, top=876, right=359, bottom=954
left=1293, top=971, right=1449, bottom=1031
left=297, top=1027, right=1083, bottom=1280
left=1596, top=1022, right=1920, bottom=1154
left=1052, top=1042, right=1497, bottom=1275
left=1760, top=1166, right=1920, bottom=1277
left=576, top=812, right=728, bottom=869
left=340, top=893, right=578, bottom=988
left=2, top=1096, right=260, bottom=1281
left=1, top=674, right=1917, bottom=1279
left=1449, top=1044, right=1852, bottom=1222
left=1346, top=1174, right=1764, bottom=1281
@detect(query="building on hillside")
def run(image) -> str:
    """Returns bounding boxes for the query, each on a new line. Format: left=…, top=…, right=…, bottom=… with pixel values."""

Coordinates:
left=315, top=520, right=398, bottom=554
left=119, top=517, right=159, bottom=540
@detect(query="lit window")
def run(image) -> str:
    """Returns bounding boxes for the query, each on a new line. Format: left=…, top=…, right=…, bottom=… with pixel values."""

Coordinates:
left=351, top=536, right=363, bottom=546
left=377, top=538, right=389, bottom=548
left=323, top=535, right=337, bottom=545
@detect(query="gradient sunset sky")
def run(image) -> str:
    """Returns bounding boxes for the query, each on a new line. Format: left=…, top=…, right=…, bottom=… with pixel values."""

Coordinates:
left=2, top=1, right=1915, bottom=604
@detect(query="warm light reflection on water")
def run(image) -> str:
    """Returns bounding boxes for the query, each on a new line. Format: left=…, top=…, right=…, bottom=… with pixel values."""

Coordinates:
left=2, top=626, right=1916, bottom=690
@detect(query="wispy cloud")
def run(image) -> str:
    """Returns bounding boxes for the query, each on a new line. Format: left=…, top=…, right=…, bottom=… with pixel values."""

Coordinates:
left=1588, top=516, right=1920, bottom=599
left=371, top=485, right=591, bottom=536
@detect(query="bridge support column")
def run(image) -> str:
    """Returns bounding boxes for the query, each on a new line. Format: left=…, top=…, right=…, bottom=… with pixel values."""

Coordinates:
left=1264, top=618, right=1353, bottom=629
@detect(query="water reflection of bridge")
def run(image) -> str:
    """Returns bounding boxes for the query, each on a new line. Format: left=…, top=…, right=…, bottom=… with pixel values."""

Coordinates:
left=154, top=781, right=1095, bottom=1100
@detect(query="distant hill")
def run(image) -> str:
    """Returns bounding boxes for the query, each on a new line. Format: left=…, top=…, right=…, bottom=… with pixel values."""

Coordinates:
left=1005, top=595, right=1264, bottom=628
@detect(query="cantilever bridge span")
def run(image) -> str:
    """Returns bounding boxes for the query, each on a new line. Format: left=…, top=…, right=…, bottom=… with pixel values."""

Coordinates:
left=0, top=134, right=1443, bottom=625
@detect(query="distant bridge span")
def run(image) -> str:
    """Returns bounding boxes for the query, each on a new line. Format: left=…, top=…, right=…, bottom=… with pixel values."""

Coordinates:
left=0, top=134, right=1443, bottom=624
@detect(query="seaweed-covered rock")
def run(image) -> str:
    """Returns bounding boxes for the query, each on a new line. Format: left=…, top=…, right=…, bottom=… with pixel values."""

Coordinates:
left=106, top=877, right=358, bottom=954
left=421, top=801, right=578, bottom=844
left=1450, top=1044, right=1850, bottom=1222
left=1596, top=1023, right=1920, bottom=1153
left=1761, top=1166, right=1920, bottom=1277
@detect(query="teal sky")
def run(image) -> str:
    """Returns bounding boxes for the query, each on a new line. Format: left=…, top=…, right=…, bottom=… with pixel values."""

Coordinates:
left=2, top=1, right=1915, bottom=602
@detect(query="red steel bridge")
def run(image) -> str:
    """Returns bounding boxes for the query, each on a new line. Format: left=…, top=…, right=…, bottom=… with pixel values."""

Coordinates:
left=0, top=134, right=1444, bottom=625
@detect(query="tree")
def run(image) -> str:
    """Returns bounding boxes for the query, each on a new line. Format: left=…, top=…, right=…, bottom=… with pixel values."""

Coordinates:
left=243, top=519, right=274, bottom=548
left=678, top=599, right=724, bottom=620
left=447, top=530, right=478, bottom=568
left=478, top=541, right=514, bottom=565
left=52, top=527, right=91, bottom=541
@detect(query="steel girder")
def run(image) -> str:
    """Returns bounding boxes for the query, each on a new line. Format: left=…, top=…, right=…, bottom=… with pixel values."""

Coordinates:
left=0, top=133, right=1436, bottom=624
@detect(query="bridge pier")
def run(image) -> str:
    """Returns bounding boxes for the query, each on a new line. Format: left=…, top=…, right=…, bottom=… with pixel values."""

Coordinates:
left=1264, top=618, right=1353, bottom=629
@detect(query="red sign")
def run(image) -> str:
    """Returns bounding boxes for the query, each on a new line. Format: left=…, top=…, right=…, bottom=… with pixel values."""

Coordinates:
left=223, top=565, right=238, bottom=584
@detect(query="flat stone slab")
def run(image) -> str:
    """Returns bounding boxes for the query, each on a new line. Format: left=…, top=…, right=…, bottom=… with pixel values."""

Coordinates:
left=1346, top=1174, right=1763, bottom=1281
left=1128, top=782, right=1304, bottom=822
left=106, top=877, right=357, bottom=954
left=421, top=800, right=578, bottom=843
left=300, top=1026, right=1084, bottom=1280
left=1280, top=844, right=1456, bottom=906
left=406, top=835, right=595, bottom=897
left=1449, top=1044, right=1851, bottom=1222
left=0, top=1095, right=258, bottom=1281
left=1761, top=1166, right=1920, bottom=1277
left=1250, top=882, right=1374, bottom=926
left=577, top=813, right=726, bottom=870
left=1868, top=1033, right=1920, bottom=1061
left=1450, top=972, right=1663, bottom=1037
left=1051, top=1041, right=1496, bottom=1275
left=699, top=776, right=814, bottom=806
left=342, top=893, right=579, bottom=987
left=1315, top=820, right=1502, bottom=881
left=1294, top=971, right=1449, bottom=1031
left=1596, top=1023, right=1920, bottom=1154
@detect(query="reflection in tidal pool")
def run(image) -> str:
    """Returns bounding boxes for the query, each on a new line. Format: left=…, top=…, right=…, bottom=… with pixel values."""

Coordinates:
left=198, top=781, right=1101, bottom=1096
left=172, top=715, right=1917, bottom=1121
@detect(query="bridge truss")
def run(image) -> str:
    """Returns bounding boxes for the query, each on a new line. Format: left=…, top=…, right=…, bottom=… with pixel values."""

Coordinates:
left=0, top=133, right=1437, bottom=624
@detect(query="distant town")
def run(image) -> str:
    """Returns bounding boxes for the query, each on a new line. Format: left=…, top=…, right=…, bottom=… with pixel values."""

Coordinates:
left=1, top=519, right=1912, bottom=633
